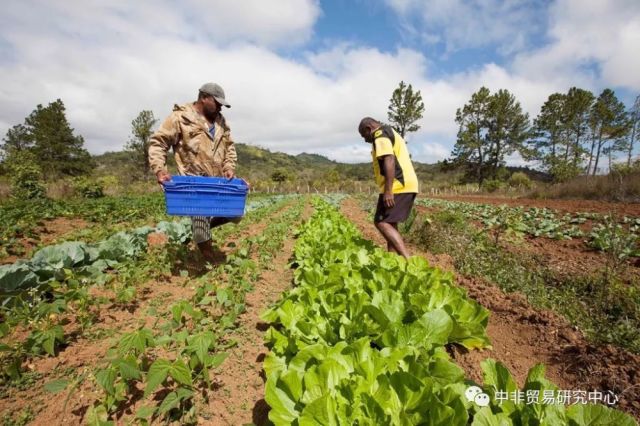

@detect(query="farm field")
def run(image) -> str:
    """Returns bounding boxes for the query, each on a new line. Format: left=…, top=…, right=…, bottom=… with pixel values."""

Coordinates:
left=0, top=193, right=639, bottom=425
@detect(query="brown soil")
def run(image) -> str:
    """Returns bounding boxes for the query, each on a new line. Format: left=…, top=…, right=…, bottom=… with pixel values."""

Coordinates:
left=340, top=198, right=640, bottom=420
left=147, top=231, right=169, bottom=248
left=415, top=202, right=640, bottom=283
left=0, top=273, right=193, bottom=426
left=202, top=198, right=313, bottom=426
left=431, top=194, right=640, bottom=217
left=40, top=217, right=90, bottom=245
left=1, top=217, right=90, bottom=264
left=0, top=200, right=298, bottom=425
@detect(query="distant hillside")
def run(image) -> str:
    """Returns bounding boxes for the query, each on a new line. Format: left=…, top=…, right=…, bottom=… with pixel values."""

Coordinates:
left=235, top=144, right=337, bottom=178
left=235, top=143, right=444, bottom=183
left=92, top=142, right=546, bottom=189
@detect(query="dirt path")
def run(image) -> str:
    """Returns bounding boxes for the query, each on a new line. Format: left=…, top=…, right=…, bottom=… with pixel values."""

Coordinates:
left=431, top=194, right=640, bottom=216
left=340, top=198, right=640, bottom=419
left=200, top=198, right=313, bottom=425
left=0, top=200, right=298, bottom=425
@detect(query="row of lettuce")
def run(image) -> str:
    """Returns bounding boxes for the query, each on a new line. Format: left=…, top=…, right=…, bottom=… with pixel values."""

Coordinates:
left=259, top=199, right=636, bottom=425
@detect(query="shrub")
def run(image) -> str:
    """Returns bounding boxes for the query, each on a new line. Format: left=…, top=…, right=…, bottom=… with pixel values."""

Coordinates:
left=481, top=179, right=504, bottom=193
left=495, top=166, right=510, bottom=181
left=508, top=172, right=532, bottom=189
left=610, top=160, right=640, bottom=176
left=46, top=179, right=75, bottom=199
left=5, top=150, right=46, bottom=200
left=72, top=177, right=104, bottom=198
left=99, top=175, right=120, bottom=196
left=549, top=161, right=582, bottom=183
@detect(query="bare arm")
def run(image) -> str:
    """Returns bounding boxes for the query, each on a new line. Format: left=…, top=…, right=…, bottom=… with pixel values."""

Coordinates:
left=381, top=155, right=395, bottom=207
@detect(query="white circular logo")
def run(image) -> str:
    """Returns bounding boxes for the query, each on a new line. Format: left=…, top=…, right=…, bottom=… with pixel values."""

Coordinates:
left=474, top=392, right=491, bottom=407
left=465, top=386, right=483, bottom=402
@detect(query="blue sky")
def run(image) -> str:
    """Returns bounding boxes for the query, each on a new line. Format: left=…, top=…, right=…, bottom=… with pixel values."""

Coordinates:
left=0, top=0, right=639, bottom=169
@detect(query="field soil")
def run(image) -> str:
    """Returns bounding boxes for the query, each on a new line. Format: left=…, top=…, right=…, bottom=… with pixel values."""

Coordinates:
left=432, top=194, right=640, bottom=217
left=415, top=204, right=640, bottom=279
left=0, top=201, right=299, bottom=425
left=203, top=199, right=312, bottom=425
left=1, top=217, right=90, bottom=265
left=340, top=198, right=640, bottom=420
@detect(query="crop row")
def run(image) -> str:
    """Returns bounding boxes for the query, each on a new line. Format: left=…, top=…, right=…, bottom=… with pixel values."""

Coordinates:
left=85, top=197, right=306, bottom=424
left=0, top=193, right=287, bottom=260
left=417, top=198, right=640, bottom=258
left=260, top=199, right=636, bottom=425
left=0, top=195, right=292, bottom=413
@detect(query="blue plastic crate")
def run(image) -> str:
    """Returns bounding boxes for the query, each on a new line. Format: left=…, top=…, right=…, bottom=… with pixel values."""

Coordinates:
left=162, top=176, right=248, bottom=217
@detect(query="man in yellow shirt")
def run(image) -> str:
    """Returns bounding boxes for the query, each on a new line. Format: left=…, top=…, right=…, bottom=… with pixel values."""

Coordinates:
left=358, top=117, right=419, bottom=258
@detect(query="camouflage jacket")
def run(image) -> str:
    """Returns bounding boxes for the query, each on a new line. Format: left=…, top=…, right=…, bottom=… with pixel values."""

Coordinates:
left=148, top=102, right=237, bottom=177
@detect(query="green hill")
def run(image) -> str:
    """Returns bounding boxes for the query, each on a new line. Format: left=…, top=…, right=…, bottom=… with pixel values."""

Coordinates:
left=92, top=142, right=546, bottom=191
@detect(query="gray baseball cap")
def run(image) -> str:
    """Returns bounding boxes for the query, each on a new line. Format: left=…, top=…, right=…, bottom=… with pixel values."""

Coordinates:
left=199, top=82, right=230, bottom=108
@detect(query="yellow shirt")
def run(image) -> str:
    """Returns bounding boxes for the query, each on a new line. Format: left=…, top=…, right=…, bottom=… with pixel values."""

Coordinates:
left=371, top=125, right=419, bottom=194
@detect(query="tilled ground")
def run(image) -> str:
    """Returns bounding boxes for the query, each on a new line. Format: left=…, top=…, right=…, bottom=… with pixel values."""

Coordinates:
left=0, top=200, right=298, bottom=425
left=414, top=204, right=640, bottom=279
left=202, top=199, right=313, bottom=425
left=432, top=194, right=640, bottom=217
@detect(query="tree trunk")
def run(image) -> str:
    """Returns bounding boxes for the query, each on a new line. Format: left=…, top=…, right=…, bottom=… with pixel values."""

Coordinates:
left=476, top=117, right=483, bottom=183
left=593, top=133, right=603, bottom=176
left=586, top=133, right=596, bottom=175
left=572, top=131, right=581, bottom=167
left=629, top=123, right=637, bottom=167
left=493, top=138, right=502, bottom=179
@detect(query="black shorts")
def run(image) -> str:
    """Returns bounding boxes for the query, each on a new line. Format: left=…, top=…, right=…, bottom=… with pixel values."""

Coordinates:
left=374, top=193, right=416, bottom=224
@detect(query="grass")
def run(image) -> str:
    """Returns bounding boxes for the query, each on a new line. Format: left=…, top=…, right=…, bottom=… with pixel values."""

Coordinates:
left=527, top=171, right=640, bottom=202
left=408, top=209, right=640, bottom=353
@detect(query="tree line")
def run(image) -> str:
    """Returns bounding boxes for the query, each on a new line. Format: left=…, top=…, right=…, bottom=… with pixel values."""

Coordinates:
left=1, top=82, right=637, bottom=199
left=448, top=86, right=640, bottom=183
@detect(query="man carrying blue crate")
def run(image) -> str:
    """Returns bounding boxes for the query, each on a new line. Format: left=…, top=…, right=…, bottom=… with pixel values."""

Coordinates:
left=358, top=117, right=419, bottom=259
left=148, top=82, right=240, bottom=263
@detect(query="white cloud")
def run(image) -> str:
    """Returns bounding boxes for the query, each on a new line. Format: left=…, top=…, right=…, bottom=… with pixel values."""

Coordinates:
left=512, top=0, right=640, bottom=90
left=0, top=0, right=321, bottom=48
left=0, top=0, right=638, bottom=171
left=183, top=0, right=321, bottom=47
left=413, top=141, right=451, bottom=164
left=384, top=0, right=546, bottom=54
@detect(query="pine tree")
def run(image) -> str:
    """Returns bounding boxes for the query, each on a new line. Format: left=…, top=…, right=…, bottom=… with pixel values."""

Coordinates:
left=450, top=87, right=529, bottom=182
left=387, top=81, right=425, bottom=138
left=451, top=87, right=491, bottom=182
left=589, top=89, right=628, bottom=175
left=485, top=89, right=530, bottom=177
left=125, top=110, right=157, bottom=177
left=528, top=88, right=595, bottom=181
left=1, top=99, right=92, bottom=177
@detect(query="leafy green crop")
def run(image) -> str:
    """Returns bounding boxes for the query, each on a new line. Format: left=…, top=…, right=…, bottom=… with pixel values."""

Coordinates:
left=261, top=198, right=638, bottom=425
left=0, top=219, right=192, bottom=305
left=416, top=198, right=639, bottom=253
